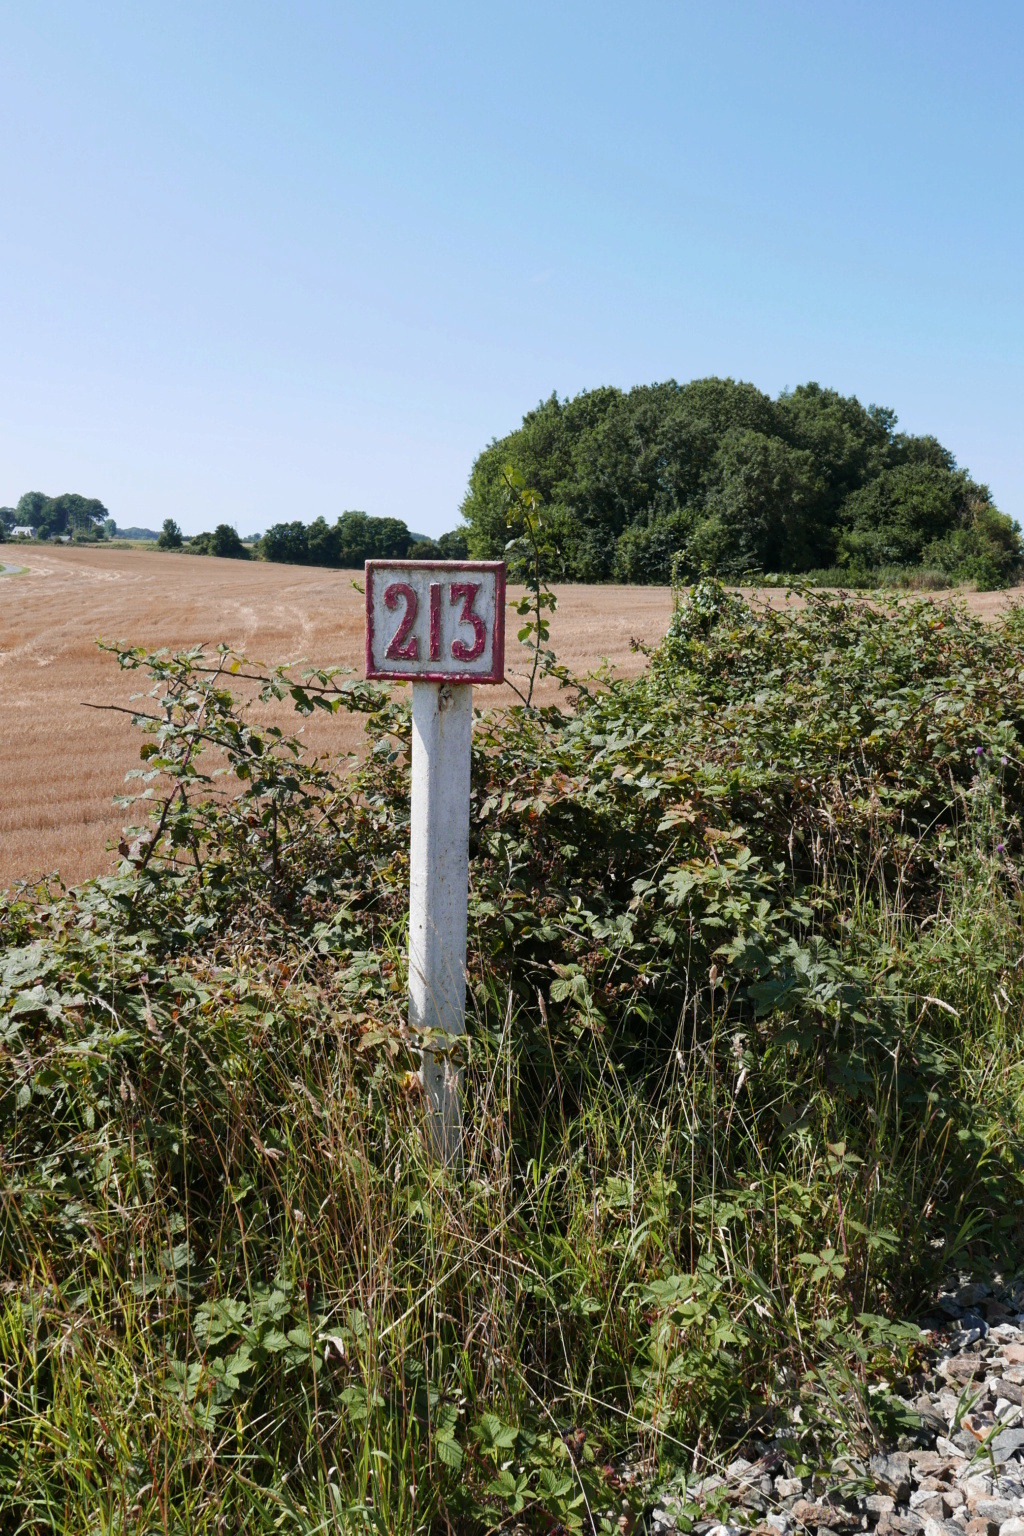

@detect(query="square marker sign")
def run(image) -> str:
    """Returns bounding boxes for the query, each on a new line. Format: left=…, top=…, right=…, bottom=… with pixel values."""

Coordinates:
left=365, top=560, right=506, bottom=684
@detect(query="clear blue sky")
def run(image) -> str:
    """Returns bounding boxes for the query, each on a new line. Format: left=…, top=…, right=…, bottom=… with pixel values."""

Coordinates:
left=1, top=1, right=1021, bottom=537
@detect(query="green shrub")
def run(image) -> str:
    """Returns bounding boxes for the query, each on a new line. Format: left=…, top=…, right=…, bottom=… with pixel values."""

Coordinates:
left=156, top=517, right=184, bottom=550
left=4, top=589, right=1024, bottom=1528
left=188, top=523, right=249, bottom=558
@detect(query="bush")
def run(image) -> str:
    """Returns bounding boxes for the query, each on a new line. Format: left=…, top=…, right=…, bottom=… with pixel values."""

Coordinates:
left=189, top=524, right=249, bottom=558
left=156, top=518, right=184, bottom=550
left=259, top=518, right=309, bottom=564
left=4, top=590, right=1024, bottom=1526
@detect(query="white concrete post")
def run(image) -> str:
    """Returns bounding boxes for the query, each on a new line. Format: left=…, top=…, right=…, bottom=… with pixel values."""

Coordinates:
left=364, top=558, right=506, bottom=1162
left=409, top=681, right=473, bottom=1161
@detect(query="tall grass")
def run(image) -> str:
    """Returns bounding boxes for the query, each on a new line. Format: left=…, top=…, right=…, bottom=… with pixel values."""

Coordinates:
left=3, top=585, right=1024, bottom=1531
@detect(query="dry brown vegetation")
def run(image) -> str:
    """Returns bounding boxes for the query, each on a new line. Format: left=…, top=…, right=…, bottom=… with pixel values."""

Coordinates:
left=0, top=546, right=678, bottom=888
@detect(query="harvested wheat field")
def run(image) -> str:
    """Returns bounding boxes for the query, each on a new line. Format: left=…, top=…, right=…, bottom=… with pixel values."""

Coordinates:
left=0, top=546, right=679, bottom=889
left=2, top=546, right=1021, bottom=890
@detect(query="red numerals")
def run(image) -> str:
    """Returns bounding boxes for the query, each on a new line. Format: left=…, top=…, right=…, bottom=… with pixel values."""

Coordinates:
left=371, top=567, right=502, bottom=680
left=429, top=582, right=441, bottom=660
left=450, top=582, right=486, bottom=661
left=384, top=583, right=418, bottom=659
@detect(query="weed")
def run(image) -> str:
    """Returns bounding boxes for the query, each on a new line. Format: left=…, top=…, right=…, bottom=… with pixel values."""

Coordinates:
left=3, top=585, right=1024, bottom=1529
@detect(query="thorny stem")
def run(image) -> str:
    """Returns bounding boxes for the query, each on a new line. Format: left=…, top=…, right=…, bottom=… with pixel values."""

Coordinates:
left=525, top=520, right=543, bottom=708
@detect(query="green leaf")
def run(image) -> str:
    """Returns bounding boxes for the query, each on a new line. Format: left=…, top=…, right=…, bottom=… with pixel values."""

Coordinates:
left=435, top=1434, right=464, bottom=1470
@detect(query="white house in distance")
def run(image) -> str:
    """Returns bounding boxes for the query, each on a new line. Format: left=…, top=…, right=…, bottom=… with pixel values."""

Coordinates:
left=11, top=525, right=36, bottom=538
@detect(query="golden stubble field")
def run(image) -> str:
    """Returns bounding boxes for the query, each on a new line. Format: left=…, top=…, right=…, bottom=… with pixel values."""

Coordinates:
left=3, top=546, right=1021, bottom=891
left=0, top=546, right=678, bottom=889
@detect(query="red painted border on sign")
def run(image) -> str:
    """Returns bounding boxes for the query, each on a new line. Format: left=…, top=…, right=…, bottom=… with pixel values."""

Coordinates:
left=365, top=560, right=506, bottom=684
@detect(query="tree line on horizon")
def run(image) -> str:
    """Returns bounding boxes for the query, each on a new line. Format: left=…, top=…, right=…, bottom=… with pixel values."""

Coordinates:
left=153, top=512, right=469, bottom=564
left=0, top=496, right=468, bottom=567
left=254, top=512, right=468, bottom=566
left=461, top=377, right=1023, bottom=588
left=7, top=377, right=1020, bottom=587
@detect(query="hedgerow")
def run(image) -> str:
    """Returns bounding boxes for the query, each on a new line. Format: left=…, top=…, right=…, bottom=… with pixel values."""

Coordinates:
left=3, top=584, right=1024, bottom=1531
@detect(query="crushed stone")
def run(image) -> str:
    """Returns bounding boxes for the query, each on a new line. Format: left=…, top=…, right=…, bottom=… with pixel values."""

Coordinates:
left=649, top=1278, right=1024, bottom=1536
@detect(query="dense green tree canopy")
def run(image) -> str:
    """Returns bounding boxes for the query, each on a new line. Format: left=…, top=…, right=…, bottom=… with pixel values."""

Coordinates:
left=407, top=529, right=469, bottom=560
left=209, top=524, right=248, bottom=559
left=157, top=519, right=183, bottom=550
left=260, top=519, right=311, bottom=564
left=258, top=511, right=413, bottom=567
left=12, top=491, right=110, bottom=539
left=460, top=379, right=1021, bottom=587
left=189, top=524, right=249, bottom=559
left=15, top=491, right=52, bottom=530
left=254, top=513, right=467, bottom=568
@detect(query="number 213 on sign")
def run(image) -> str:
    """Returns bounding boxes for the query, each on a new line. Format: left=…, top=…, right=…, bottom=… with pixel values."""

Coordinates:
left=364, top=561, right=506, bottom=684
